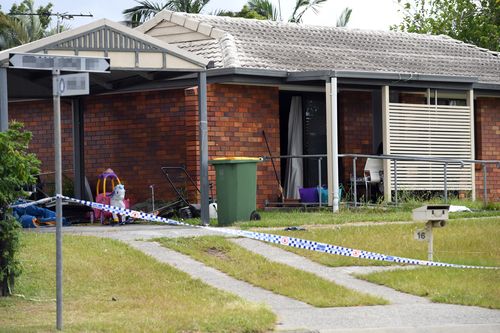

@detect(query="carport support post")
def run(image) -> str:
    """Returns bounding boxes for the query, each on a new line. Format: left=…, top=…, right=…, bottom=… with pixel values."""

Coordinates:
left=0, top=68, right=8, bottom=131
left=326, top=77, right=339, bottom=212
left=53, top=69, right=63, bottom=331
left=72, top=98, right=85, bottom=199
left=198, top=71, right=209, bottom=225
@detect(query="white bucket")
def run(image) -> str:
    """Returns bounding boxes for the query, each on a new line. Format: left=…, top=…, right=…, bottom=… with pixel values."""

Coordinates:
left=209, top=203, right=218, bottom=219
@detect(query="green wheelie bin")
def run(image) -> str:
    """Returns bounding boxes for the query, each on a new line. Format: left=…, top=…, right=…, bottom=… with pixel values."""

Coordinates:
left=209, top=157, right=261, bottom=226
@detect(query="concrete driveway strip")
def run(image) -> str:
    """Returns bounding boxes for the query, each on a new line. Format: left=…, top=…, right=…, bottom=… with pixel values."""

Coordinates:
left=230, top=237, right=500, bottom=332
left=50, top=224, right=221, bottom=241
left=127, top=240, right=313, bottom=331
left=231, top=237, right=427, bottom=305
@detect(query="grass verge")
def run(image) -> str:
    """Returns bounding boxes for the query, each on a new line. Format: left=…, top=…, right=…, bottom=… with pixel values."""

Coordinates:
left=157, top=236, right=387, bottom=307
left=263, top=218, right=500, bottom=267
left=236, top=199, right=499, bottom=228
left=358, top=267, right=500, bottom=309
left=260, top=218, right=499, bottom=309
left=0, top=233, right=275, bottom=332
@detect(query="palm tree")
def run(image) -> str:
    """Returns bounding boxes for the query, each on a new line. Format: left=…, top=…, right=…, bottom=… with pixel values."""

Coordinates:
left=0, top=0, right=47, bottom=50
left=240, top=0, right=350, bottom=26
left=123, top=0, right=210, bottom=27
left=336, top=7, right=352, bottom=27
left=289, top=0, right=328, bottom=23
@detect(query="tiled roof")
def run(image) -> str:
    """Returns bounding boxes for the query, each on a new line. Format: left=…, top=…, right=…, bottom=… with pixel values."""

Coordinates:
left=143, top=11, right=500, bottom=85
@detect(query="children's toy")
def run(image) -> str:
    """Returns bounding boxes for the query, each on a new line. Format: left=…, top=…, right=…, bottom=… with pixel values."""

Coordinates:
left=108, top=184, right=126, bottom=224
left=94, top=169, right=129, bottom=225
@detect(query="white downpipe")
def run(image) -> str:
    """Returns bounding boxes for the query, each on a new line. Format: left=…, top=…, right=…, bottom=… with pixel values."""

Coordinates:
left=330, top=77, right=339, bottom=212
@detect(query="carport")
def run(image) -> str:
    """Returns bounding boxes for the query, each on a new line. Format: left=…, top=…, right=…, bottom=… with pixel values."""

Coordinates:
left=0, top=19, right=212, bottom=223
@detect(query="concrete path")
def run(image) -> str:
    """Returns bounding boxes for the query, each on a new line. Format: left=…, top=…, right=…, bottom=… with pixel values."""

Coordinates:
left=231, top=238, right=426, bottom=305
left=57, top=224, right=500, bottom=332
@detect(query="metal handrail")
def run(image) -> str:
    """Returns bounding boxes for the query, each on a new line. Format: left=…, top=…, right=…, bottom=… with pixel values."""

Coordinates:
left=261, top=153, right=499, bottom=206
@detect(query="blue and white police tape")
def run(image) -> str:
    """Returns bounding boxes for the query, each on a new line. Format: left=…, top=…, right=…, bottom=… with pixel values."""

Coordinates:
left=56, top=194, right=498, bottom=270
left=10, top=197, right=56, bottom=209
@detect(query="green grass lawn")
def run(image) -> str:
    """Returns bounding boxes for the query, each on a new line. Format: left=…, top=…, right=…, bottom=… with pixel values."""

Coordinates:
left=158, top=236, right=387, bottom=307
left=263, top=218, right=500, bottom=267
left=258, top=218, right=500, bottom=309
left=235, top=202, right=499, bottom=229
left=0, top=233, right=275, bottom=332
left=358, top=267, right=500, bottom=309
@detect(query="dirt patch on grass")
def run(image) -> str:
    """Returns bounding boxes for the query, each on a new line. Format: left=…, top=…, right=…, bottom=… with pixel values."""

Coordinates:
left=205, top=247, right=229, bottom=260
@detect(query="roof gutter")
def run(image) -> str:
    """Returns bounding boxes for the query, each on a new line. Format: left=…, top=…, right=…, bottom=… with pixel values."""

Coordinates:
left=287, top=70, right=479, bottom=84
left=205, top=68, right=500, bottom=90
left=207, top=67, right=288, bottom=78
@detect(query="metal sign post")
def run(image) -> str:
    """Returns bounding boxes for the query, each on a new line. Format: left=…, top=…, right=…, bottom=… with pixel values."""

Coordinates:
left=9, top=53, right=109, bottom=331
left=52, top=68, right=64, bottom=329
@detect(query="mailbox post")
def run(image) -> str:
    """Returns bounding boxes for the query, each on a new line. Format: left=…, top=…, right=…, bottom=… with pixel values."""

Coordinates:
left=412, top=205, right=449, bottom=261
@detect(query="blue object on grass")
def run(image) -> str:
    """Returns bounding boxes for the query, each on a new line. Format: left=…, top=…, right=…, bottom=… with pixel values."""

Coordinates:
left=13, top=201, right=69, bottom=228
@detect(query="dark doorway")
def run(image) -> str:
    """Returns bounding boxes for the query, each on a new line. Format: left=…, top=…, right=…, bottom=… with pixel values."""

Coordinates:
left=279, top=91, right=327, bottom=189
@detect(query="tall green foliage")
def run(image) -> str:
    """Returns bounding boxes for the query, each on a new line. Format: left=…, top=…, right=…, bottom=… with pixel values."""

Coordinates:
left=215, top=6, right=268, bottom=20
left=123, top=0, right=210, bottom=27
left=223, top=0, right=351, bottom=26
left=0, top=122, right=40, bottom=296
left=0, top=0, right=54, bottom=50
left=392, top=0, right=500, bottom=51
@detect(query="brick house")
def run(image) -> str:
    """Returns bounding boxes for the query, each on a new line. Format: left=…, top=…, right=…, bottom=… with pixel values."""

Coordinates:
left=1, top=11, right=499, bottom=214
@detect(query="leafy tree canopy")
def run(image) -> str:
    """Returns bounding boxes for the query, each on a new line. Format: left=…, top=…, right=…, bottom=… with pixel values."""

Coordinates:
left=8, top=0, right=53, bottom=30
left=215, top=5, right=268, bottom=20
left=0, top=0, right=54, bottom=50
left=392, top=0, right=500, bottom=51
left=0, top=122, right=40, bottom=209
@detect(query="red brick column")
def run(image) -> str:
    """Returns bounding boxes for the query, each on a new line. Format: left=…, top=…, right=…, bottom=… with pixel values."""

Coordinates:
left=475, top=97, right=500, bottom=202
left=338, top=91, right=373, bottom=183
left=205, top=84, right=280, bottom=207
left=184, top=87, right=201, bottom=202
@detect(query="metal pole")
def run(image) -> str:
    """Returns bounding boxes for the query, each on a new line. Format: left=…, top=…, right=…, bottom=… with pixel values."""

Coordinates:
left=353, top=157, right=357, bottom=207
left=0, top=68, right=8, bottom=131
left=150, top=185, right=155, bottom=212
left=330, top=77, right=339, bottom=212
left=483, top=163, right=488, bottom=205
left=198, top=71, right=209, bottom=225
left=394, top=159, right=398, bottom=206
left=53, top=69, right=63, bottom=331
left=318, top=157, right=322, bottom=207
left=444, top=162, right=448, bottom=204
left=427, top=223, right=433, bottom=261
left=71, top=99, right=85, bottom=199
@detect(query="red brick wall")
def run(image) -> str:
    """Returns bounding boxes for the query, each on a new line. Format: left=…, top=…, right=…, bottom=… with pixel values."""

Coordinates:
left=475, top=97, right=500, bottom=202
left=8, top=99, right=74, bottom=181
left=9, top=85, right=280, bottom=208
left=339, top=91, right=374, bottom=183
left=184, top=84, right=281, bottom=207
left=9, top=90, right=189, bottom=204
left=82, top=90, right=189, bottom=204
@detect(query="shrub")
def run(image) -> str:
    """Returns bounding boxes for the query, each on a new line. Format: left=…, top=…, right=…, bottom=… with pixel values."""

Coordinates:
left=0, top=122, right=40, bottom=296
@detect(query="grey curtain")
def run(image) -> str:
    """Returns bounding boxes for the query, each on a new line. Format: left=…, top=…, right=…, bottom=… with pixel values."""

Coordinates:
left=284, top=96, right=303, bottom=199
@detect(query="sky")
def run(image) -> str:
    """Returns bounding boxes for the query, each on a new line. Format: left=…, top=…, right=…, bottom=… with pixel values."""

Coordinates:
left=0, top=0, right=404, bottom=31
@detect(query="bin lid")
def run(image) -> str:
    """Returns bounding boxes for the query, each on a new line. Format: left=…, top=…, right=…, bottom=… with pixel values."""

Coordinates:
left=209, top=157, right=262, bottom=164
